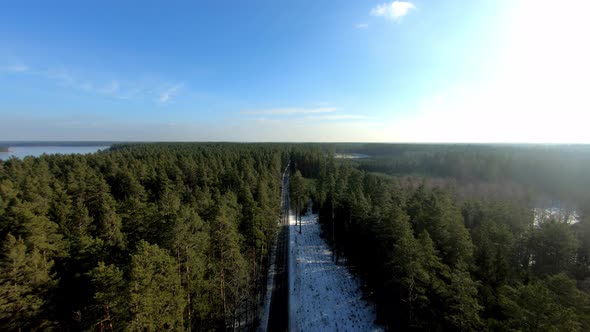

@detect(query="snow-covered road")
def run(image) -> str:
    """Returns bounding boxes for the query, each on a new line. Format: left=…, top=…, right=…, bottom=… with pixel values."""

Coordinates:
left=288, top=207, right=381, bottom=332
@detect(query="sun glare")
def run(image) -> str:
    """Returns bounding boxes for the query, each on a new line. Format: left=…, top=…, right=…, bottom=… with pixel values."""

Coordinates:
left=388, top=0, right=590, bottom=143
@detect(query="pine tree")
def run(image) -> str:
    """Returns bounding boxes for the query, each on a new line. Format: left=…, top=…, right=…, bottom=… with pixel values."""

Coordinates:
left=530, top=219, right=578, bottom=276
left=88, top=262, right=126, bottom=331
left=209, top=198, right=248, bottom=329
left=0, top=234, right=56, bottom=330
left=444, top=264, right=482, bottom=331
left=169, top=207, right=209, bottom=330
left=128, top=240, right=185, bottom=331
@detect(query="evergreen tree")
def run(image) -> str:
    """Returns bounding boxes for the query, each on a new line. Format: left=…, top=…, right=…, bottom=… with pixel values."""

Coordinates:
left=88, top=262, right=126, bottom=331
left=0, top=234, right=56, bottom=330
left=530, top=219, right=578, bottom=276
left=209, top=197, right=248, bottom=329
left=128, top=241, right=185, bottom=331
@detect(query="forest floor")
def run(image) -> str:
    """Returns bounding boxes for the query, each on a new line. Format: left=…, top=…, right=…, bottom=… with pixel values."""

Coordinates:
left=288, top=206, right=381, bottom=332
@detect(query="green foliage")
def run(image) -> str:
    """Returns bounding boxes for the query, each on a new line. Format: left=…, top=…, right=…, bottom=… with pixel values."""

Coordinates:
left=209, top=198, right=248, bottom=327
left=291, top=146, right=590, bottom=331
left=408, top=187, right=474, bottom=266
left=530, top=219, right=578, bottom=276
left=170, top=207, right=209, bottom=328
left=0, top=234, right=56, bottom=330
left=0, top=143, right=286, bottom=330
left=290, top=169, right=310, bottom=221
left=88, top=262, right=126, bottom=330
left=2, top=143, right=590, bottom=331
left=498, top=275, right=588, bottom=332
left=128, top=240, right=185, bottom=331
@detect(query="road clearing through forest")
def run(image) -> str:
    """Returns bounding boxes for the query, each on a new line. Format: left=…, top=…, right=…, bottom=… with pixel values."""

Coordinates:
left=264, top=164, right=290, bottom=331
left=288, top=205, right=381, bottom=331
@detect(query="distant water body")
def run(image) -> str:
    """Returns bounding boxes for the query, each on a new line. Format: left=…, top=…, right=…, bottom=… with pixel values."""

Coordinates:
left=334, top=153, right=370, bottom=159
left=0, top=146, right=110, bottom=160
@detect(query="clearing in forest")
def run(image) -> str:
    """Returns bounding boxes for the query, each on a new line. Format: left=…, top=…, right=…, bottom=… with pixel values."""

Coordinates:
left=288, top=207, right=381, bottom=332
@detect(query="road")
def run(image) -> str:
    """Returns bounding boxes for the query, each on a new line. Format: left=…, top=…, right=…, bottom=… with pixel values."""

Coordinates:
left=267, top=163, right=290, bottom=331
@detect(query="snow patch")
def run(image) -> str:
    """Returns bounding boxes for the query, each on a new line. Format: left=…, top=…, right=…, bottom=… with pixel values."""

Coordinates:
left=288, top=207, right=382, bottom=331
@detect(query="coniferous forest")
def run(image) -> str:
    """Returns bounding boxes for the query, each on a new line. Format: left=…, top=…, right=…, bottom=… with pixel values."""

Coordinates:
left=296, top=144, right=590, bottom=331
left=2, top=143, right=590, bottom=331
left=0, top=144, right=286, bottom=330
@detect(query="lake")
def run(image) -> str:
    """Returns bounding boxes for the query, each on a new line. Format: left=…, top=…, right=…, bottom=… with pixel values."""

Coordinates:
left=0, top=146, right=110, bottom=160
left=334, top=153, right=370, bottom=159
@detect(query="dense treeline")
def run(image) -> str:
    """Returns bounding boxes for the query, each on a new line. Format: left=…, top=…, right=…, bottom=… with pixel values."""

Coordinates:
left=0, top=143, right=287, bottom=330
left=333, top=143, right=590, bottom=206
left=290, top=146, right=590, bottom=331
left=3, top=142, right=590, bottom=331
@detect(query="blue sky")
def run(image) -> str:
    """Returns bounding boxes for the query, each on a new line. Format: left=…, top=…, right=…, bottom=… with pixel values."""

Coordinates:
left=1, top=0, right=589, bottom=142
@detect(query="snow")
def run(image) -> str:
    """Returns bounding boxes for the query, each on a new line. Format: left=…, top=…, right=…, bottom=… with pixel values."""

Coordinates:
left=288, top=206, right=381, bottom=332
left=534, top=207, right=580, bottom=225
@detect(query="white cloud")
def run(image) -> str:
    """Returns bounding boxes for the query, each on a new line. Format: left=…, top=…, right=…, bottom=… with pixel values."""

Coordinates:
left=242, top=107, right=370, bottom=124
left=304, top=114, right=370, bottom=121
left=3, top=63, right=29, bottom=72
left=242, top=107, right=338, bottom=115
left=355, top=23, right=369, bottom=29
left=371, top=1, right=416, bottom=21
left=2, top=60, right=184, bottom=104
left=159, top=84, right=183, bottom=103
left=240, top=106, right=372, bottom=124
left=46, top=69, right=74, bottom=86
left=81, top=80, right=120, bottom=95
left=41, top=67, right=178, bottom=102
left=101, top=81, right=120, bottom=94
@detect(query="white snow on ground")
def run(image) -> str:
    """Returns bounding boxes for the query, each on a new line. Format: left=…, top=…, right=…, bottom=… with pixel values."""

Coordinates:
left=288, top=207, right=381, bottom=332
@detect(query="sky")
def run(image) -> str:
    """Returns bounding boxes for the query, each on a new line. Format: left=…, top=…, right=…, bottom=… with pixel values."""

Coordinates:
left=1, top=0, right=589, bottom=143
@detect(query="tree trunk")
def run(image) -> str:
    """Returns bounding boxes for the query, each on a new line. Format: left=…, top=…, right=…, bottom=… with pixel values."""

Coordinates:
left=221, top=269, right=226, bottom=329
left=185, top=245, right=191, bottom=332
left=298, top=197, right=302, bottom=234
left=332, top=206, right=336, bottom=262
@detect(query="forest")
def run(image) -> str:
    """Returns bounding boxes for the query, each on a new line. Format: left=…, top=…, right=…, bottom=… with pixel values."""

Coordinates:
left=1, top=143, right=590, bottom=331
left=290, top=144, right=590, bottom=331
left=0, top=143, right=287, bottom=330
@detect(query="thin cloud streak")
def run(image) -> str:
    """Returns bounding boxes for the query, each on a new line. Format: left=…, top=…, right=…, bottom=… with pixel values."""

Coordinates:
left=47, top=69, right=131, bottom=99
left=102, top=81, right=120, bottom=94
left=159, top=84, right=183, bottom=103
left=46, top=69, right=75, bottom=86
left=81, top=80, right=120, bottom=95
left=355, top=23, right=369, bottom=29
left=241, top=107, right=338, bottom=115
left=3, top=63, right=29, bottom=72
left=0, top=61, right=188, bottom=103
left=40, top=67, right=183, bottom=103
left=304, top=114, right=370, bottom=121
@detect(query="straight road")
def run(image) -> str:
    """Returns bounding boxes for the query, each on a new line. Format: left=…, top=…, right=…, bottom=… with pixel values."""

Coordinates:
left=267, top=163, right=290, bottom=331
